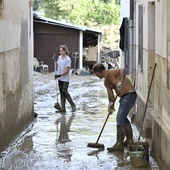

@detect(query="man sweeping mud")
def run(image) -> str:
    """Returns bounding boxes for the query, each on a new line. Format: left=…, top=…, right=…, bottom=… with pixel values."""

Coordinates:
left=93, top=63, right=137, bottom=152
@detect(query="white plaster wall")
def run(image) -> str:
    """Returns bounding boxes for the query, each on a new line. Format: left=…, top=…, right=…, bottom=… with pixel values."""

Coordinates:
left=148, top=2, right=155, bottom=51
left=143, top=1, right=149, bottom=49
left=121, top=0, right=130, bottom=19
left=0, top=0, right=33, bottom=109
left=154, top=0, right=170, bottom=127
left=120, top=0, right=130, bottom=69
left=134, top=0, right=167, bottom=98
left=0, top=0, right=32, bottom=52
left=155, top=0, right=167, bottom=58
left=133, top=0, right=170, bottom=168
left=0, top=0, right=34, bottom=151
left=134, top=0, right=169, bottom=124
left=134, top=0, right=149, bottom=49
left=134, top=0, right=149, bottom=100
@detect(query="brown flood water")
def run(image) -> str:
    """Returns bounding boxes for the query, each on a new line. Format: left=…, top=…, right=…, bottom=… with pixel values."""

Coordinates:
left=0, top=73, right=159, bottom=170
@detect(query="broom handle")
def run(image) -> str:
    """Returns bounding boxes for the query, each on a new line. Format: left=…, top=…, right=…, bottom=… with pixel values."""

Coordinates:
left=96, top=95, right=117, bottom=143
left=138, top=63, right=157, bottom=142
left=96, top=113, right=110, bottom=143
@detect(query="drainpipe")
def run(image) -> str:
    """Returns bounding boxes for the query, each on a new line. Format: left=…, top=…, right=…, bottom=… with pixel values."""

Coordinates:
left=130, top=0, right=136, bottom=84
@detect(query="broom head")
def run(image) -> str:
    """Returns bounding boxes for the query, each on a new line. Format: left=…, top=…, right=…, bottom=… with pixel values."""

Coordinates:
left=54, top=102, right=61, bottom=110
left=87, top=142, right=105, bottom=149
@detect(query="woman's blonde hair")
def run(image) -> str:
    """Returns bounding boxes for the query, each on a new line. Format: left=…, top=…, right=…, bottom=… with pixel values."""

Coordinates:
left=59, top=45, right=69, bottom=55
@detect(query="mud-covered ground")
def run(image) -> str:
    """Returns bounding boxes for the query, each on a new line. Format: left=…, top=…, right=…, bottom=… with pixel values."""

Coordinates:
left=0, top=73, right=159, bottom=170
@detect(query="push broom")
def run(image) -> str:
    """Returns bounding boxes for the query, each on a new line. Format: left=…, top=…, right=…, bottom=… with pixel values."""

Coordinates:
left=87, top=96, right=117, bottom=149
left=54, top=78, right=61, bottom=110
left=53, top=57, right=61, bottom=110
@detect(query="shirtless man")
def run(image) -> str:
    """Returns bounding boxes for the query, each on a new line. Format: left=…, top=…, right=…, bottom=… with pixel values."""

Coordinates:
left=92, top=63, right=137, bottom=152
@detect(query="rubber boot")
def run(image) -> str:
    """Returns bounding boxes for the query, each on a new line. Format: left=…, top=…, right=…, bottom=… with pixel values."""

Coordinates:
left=67, top=95, right=76, bottom=112
left=107, top=125, right=125, bottom=152
left=123, top=120, right=134, bottom=147
left=60, top=97, right=66, bottom=113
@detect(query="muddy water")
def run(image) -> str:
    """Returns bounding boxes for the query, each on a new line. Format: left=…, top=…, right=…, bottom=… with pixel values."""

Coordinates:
left=0, top=73, right=159, bottom=170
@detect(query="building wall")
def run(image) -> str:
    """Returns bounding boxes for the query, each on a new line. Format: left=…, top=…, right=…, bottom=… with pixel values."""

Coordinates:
left=133, top=1, right=153, bottom=135
left=133, top=0, right=170, bottom=168
left=33, top=22, right=79, bottom=72
left=121, top=0, right=130, bottom=19
left=0, top=0, right=34, bottom=151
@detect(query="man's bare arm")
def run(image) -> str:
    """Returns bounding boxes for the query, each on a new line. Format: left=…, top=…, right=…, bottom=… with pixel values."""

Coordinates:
left=118, top=68, right=126, bottom=83
left=106, top=86, right=115, bottom=102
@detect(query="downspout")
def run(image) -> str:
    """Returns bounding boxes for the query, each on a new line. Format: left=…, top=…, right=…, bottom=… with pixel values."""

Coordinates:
left=130, top=0, right=136, bottom=84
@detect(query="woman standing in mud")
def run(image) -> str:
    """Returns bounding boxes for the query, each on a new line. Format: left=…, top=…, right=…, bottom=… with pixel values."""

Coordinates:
left=54, top=45, right=76, bottom=112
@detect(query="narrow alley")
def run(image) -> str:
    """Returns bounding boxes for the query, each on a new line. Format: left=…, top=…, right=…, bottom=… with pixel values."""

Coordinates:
left=0, top=73, right=159, bottom=170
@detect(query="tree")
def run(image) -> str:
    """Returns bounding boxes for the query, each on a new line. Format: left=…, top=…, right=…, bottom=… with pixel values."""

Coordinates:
left=33, top=0, right=39, bottom=11
left=36, top=0, right=120, bottom=26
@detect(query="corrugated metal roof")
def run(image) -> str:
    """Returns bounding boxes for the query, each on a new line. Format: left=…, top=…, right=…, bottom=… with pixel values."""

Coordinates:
left=33, top=13, right=102, bottom=34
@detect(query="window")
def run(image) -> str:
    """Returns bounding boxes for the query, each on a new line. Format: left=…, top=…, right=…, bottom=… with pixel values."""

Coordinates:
left=138, top=5, right=143, bottom=69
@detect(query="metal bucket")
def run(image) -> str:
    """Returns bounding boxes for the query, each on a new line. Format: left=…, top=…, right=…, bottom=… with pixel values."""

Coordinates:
left=129, top=142, right=149, bottom=168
